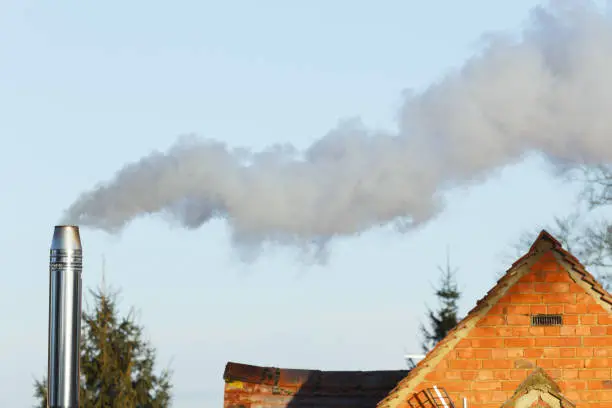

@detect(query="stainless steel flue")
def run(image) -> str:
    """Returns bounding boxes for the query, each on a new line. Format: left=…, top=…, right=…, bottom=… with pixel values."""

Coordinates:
left=48, top=225, right=82, bottom=408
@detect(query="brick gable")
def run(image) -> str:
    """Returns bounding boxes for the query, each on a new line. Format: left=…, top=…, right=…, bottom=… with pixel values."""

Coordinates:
left=379, top=231, right=612, bottom=408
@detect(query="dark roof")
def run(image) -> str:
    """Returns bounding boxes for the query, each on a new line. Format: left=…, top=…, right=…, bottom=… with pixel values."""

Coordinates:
left=224, top=362, right=409, bottom=392
left=223, top=362, right=408, bottom=408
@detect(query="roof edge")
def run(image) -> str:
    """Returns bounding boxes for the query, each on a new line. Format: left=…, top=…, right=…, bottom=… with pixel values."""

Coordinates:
left=224, top=361, right=409, bottom=391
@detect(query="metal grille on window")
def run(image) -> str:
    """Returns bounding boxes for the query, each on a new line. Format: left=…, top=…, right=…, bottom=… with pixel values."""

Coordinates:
left=531, top=314, right=563, bottom=326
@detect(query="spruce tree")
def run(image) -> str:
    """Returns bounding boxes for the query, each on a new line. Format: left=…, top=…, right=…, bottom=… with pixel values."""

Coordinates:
left=34, top=281, right=172, bottom=407
left=420, top=253, right=461, bottom=353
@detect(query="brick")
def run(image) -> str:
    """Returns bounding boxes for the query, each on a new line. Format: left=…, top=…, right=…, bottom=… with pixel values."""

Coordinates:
left=491, top=349, right=508, bottom=359
left=456, top=339, right=471, bottom=348
left=530, top=305, right=547, bottom=314
left=542, top=293, right=576, bottom=303
left=448, top=359, right=481, bottom=370
left=506, top=305, right=530, bottom=314
left=559, top=380, right=587, bottom=391
left=543, top=348, right=561, bottom=358
left=588, top=304, right=606, bottom=313
left=551, top=282, right=570, bottom=292
left=591, top=326, right=607, bottom=336
left=598, top=314, right=612, bottom=325
left=488, top=304, right=506, bottom=314
left=560, top=326, right=576, bottom=336
left=564, top=303, right=588, bottom=314
left=569, top=284, right=585, bottom=293
left=534, top=282, right=552, bottom=292
left=575, top=326, right=591, bottom=336
left=478, top=315, right=506, bottom=326
left=471, top=338, right=504, bottom=348
left=443, top=371, right=461, bottom=380
left=524, top=349, right=544, bottom=358
left=482, top=360, right=513, bottom=369
left=554, top=359, right=585, bottom=369
left=563, top=315, right=579, bottom=325
left=511, top=327, right=530, bottom=336
left=472, top=381, right=502, bottom=391
left=594, top=348, right=612, bottom=357
left=584, top=337, right=612, bottom=347
left=585, top=358, right=612, bottom=368
left=563, top=369, right=579, bottom=379
left=461, top=371, right=478, bottom=380
left=456, top=349, right=474, bottom=359
left=476, top=370, right=494, bottom=380
left=493, top=370, right=510, bottom=380
left=528, top=326, right=545, bottom=336
left=495, top=327, right=513, bottom=336
left=544, top=326, right=561, bottom=336
left=471, top=391, right=493, bottom=403
left=510, top=294, right=542, bottom=304
left=514, top=359, right=535, bottom=369
left=544, top=272, right=572, bottom=282
left=506, top=314, right=530, bottom=325
left=579, top=370, right=600, bottom=379
left=577, top=293, right=597, bottom=304
left=474, top=349, right=492, bottom=359
left=560, top=348, right=576, bottom=358
left=501, top=381, right=520, bottom=391
left=547, top=304, right=564, bottom=314
left=508, top=282, right=533, bottom=294
left=581, top=314, right=597, bottom=324
left=505, top=338, right=534, bottom=348
left=470, top=327, right=497, bottom=337
left=424, top=371, right=444, bottom=381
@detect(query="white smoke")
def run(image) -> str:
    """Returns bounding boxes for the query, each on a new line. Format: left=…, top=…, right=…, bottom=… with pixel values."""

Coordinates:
left=63, top=2, right=612, bottom=252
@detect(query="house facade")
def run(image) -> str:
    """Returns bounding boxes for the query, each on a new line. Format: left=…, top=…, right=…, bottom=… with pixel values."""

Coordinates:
left=379, top=231, right=612, bottom=408
left=224, top=231, right=612, bottom=407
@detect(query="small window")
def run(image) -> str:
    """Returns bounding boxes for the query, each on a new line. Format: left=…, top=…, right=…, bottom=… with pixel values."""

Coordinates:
left=531, top=314, right=563, bottom=326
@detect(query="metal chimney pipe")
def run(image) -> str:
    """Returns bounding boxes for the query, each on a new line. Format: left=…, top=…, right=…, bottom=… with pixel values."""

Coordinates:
left=48, top=225, right=83, bottom=408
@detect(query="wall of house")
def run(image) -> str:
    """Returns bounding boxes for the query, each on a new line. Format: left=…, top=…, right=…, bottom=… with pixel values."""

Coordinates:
left=410, top=252, right=612, bottom=408
left=223, top=362, right=408, bottom=408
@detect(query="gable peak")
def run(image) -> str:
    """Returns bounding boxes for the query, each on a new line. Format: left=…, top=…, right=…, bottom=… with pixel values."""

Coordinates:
left=528, top=230, right=563, bottom=254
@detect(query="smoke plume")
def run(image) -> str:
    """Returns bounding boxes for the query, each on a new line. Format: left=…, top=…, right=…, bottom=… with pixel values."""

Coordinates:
left=63, top=2, right=612, bottom=252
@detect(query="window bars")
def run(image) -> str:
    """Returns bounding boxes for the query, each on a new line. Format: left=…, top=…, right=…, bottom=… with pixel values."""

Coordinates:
left=407, top=386, right=456, bottom=408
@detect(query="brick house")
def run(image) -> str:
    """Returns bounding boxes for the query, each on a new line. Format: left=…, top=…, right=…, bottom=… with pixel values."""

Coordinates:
left=224, top=230, right=612, bottom=407
left=378, top=230, right=612, bottom=408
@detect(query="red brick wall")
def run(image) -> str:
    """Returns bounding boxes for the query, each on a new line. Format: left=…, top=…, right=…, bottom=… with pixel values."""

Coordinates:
left=410, top=252, right=612, bottom=408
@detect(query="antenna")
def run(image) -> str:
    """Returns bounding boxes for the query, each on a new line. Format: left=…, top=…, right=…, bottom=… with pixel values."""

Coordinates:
left=404, top=354, right=426, bottom=369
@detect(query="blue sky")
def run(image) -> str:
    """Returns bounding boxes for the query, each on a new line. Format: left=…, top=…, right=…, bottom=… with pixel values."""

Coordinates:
left=0, top=1, right=591, bottom=407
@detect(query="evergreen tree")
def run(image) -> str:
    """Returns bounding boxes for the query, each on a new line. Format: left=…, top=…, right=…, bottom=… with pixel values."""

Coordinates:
left=420, top=253, right=461, bottom=353
left=34, top=281, right=172, bottom=407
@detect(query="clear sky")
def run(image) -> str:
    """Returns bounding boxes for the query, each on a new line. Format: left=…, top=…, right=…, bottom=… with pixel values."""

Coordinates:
left=0, top=1, right=592, bottom=407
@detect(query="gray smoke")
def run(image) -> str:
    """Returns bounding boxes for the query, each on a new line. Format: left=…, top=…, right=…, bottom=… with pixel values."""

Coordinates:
left=63, top=2, right=612, bottom=251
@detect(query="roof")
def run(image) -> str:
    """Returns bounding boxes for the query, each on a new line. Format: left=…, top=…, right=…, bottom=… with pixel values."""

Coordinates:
left=224, top=362, right=408, bottom=408
left=501, top=367, right=576, bottom=408
left=377, top=230, right=612, bottom=408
